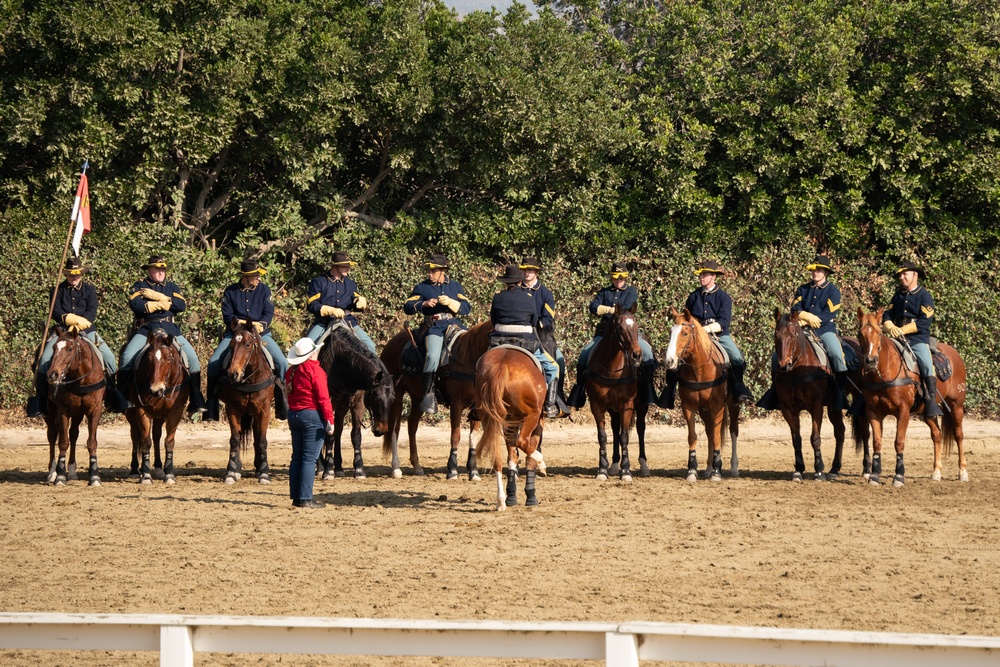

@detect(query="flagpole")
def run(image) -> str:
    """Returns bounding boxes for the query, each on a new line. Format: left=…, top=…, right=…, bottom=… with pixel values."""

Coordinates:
left=34, top=161, right=89, bottom=370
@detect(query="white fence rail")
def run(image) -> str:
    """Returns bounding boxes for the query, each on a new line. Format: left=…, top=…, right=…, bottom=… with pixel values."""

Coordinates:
left=2, top=613, right=1000, bottom=667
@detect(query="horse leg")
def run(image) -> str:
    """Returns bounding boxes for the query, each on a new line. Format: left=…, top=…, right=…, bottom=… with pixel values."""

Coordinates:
left=162, top=412, right=182, bottom=485
left=827, top=403, right=846, bottom=480
left=139, top=417, right=154, bottom=485
left=635, top=403, right=650, bottom=477
left=808, top=403, right=826, bottom=481
left=505, top=459, right=518, bottom=507
left=683, top=404, right=699, bottom=483
left=618, top=404, right=634, bottom=482
left=446, top=403, right=462, bottom=480
left=152, top=419, right=164, bottom=480
left=927, top=409, right=944, bottom=482
left=67, top=417, right=80, bottom=480
left=728, top=402, right=740, bottom=478
left=225, top=411, right=243, bottom=484
left=701, top=406, right=723, bottom=482
left=47, top=417, right=58, bottom=483
left=387, top=391, right=404, bottom=478
left=407, top=403, right=424, bottom=476
left=53, top=412, right=70, bottom=485
left=892, top=407, right=911, bottom=487
left=85, top=408, right=101, bottom=487
left=783, top=407, right=806, bottom=482
left=868, top=416, right=885, bottom=486
left=466, top=421, right=482, bottom=482
left=608, top=409, right=621, bottom=476
left=128, top=416, right=141, bottom=478
left=953, top=403, right=968, bottom=482
left=255, top=409, right=271, bottom=484
left=493, top=467, right=505, bottom=512
left=351, top=409, right=366, bottom=479
left=591, top=404, right=610, bottom=480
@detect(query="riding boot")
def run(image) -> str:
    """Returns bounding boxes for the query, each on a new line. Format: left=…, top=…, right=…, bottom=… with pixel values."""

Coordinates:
left=204, top=375, right=220, bottom=422
left=26, top=373, right=48, bottom=418
left=187, top=370, right=208, bottom=415
left=105, top=372, right=130, bottom=413
left=731, top=365, right=754, bottom=404
left=273, top=377, right=289, bottom=421
left=638, top=362, right=658, bottom=406
left=833, top=371, right=850, bottom=412
left=566, top=367, right=587, bottom=409
left=418, top=371, right=438, bottom=414
left=656, top=371, right=677, bottom=409
left=543, top=379, right=567, bottom=419
left=922, top=375, right=943, bottom=418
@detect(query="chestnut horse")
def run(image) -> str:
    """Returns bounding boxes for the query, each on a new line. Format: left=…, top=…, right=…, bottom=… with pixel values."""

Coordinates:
left=380, top=320, right=492, bottom=480
left=856, top=307, right=967, bottom=486
left=43, top=326, right=106, bottom=486
left=124, top=328, right=189, bottom=485
left=317, top=322, right=394, bottom=479
left=474, top=346, right=548, bottom=511
left=664, top=307, right=739, bottom=482
left=770, top=310, right=868, bottom=481
left=584, top=304, right=641, bottom=481
left=218, top=322, right=274, bottom=485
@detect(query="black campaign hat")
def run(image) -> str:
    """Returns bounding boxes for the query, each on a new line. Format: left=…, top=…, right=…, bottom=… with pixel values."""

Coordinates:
left=63, top=257, right=89, bottom=275
left=519, top=255, right=542, bottom=271
left=609, top=261, right=629, bottom=276
left=693, top=259, right=724, bottom=276
left=141, top=255, right=168, bottom=270
left=895, top=261, right=925, bottom=279
left=806, top=255, right=835, bottom=273
left=331, top=250, right=357, bottom=267
left=498, top=264, right=525, bottom=284
left=240, top=259, right=266, bottom=276
left=423, top=254, right=449, bottom=269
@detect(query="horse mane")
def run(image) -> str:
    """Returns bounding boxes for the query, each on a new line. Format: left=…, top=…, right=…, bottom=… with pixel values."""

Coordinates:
left=320, top=326, right=390, bottom=392
left=451, top=320, right=493, bottom=365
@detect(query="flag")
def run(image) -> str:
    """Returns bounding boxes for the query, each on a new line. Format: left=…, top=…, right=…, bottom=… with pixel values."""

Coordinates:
left=70, top=172, right=90, bottom=256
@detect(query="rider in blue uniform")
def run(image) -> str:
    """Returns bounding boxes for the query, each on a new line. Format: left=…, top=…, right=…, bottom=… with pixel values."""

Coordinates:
left=566, top=261, right=658, bottom=409
left=118, top=255, right=207, bottom=415
left=304, top=250, right=376, bottom=355
left=660, top=260, right=753, bottom=408
left=27, top=257, right=128, bottom=416
left=489, top=265, right=561, bottom=419
left=882, top=261, right=942, bottom=418
left=402, top=253, right=472, bottom=414
left=519, top=255, right=569, bottom=417
left=204, top=259, right=289, bottom=422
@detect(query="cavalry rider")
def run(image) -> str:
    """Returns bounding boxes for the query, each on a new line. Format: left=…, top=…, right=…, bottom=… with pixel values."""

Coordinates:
left=204, top=259, right=289, bottom=422
left=661, top=260, right=753, bottom=408
left=304, top=250, right=376, bottom=355
left=118, top=255, right=207, bottom=415
left=489, top=265, right=561, bottom=419
left=882, top=261, right=943, bottom=418
left=402, top=253, right=471, bottom=414
left=757, top=255, right=849, bottom=410
left=27, top=256, right=128, bottom=417
left=566, top=261, right=658, bottom=409
left=519, top=255, right=568, bottom=417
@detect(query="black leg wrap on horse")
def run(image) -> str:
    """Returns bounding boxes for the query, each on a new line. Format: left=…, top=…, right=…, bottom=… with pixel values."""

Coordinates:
left=687, top=450, right=698, bottom=476
left=922, top=375, right=943, bottom=418
left=505, top=467, right=518, bottom=506
left=418, top=372, right=438, bottom=414
left=895, top=452, right=905, bottom=484
left=524, top=469, right=538, bottom=506
left=187, top=370, right=207, bottom=415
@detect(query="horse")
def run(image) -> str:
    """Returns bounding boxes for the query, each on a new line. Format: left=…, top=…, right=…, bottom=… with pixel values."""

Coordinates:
left=217, top=322, right=275, bottom=485
left=42, top=326, right=106, bottom=486
left=583, top=304, right=642, bottom=481
left=770, top=309, right=868, bottom=481
left=124, top=328, right=189, bottom=485
left=856, top=307, right=968, bottom=486
left=380, top=320, right=493, bottom=480
left=473, top=346, right=548, bottom=511
left=663, top=307, right=739, bottom=482
left=316, top=321, right=395, bottom=479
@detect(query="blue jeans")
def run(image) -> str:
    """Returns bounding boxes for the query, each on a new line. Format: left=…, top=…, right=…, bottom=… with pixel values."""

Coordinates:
left=208, top=331, right=288, bottom=380
left=39, top=331, right=117, bottom=375
left=120, top=332, right=201, bottom=373
left=578, top=336, right=654, bottom=368
left=288, top=409, right=325, bottom=502
left=306, top=322, right=377, bottom=356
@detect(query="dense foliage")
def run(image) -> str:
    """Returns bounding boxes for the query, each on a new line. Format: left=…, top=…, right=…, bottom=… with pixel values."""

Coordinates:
left=2, top=0, right=999, bottom=417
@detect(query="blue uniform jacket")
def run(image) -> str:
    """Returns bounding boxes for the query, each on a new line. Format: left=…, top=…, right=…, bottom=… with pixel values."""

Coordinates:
left=884, top=285, right=934, bottom=345
left=128, top=278, right=186, bottom=337
left=52, top=280, right=98, bottom=335
left=522, top=280, right=555, bottom=330
left=307, top=273, right=362, bottom=328
left=791, top=280, right=841, bottom=335
left=684, top=286, right=733, bottom=336
left=589, top=284, right=637, bottom=336
left=221, top=282, right=274, bottom=333
left=403, top=277, right=471, bottom=335
left=490, top=288, right=539, bottom=344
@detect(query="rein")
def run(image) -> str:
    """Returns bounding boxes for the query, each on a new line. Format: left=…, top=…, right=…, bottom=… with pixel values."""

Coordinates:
left=774, top=323, right=829, bottom=385
left=223, top=331, right=274, bottom=393
left=133, top=343, right=187, bottom=407
left=588, top=333, right=638, bottom=385
left=49, top=336, right=105, bottom=397
left=674, top=323, right=725, bottom=388
left=861, top=327, right=916, bottom=392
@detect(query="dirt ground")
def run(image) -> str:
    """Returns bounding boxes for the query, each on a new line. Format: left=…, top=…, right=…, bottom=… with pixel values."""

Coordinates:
left=1, top=413, right=998, bottom=666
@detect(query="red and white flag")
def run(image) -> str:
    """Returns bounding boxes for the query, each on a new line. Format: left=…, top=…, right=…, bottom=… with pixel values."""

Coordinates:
left=70, top=171, right=91, bottom=256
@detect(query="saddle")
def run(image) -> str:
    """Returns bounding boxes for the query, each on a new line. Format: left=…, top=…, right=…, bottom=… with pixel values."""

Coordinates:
left=400, top=323, right=467, bottom=377
left=491, top=344, right=543, bottom=375
left=709, top=337, right=731, bottom=369
left=803, top=331, right=829, bottom=369
left=886, top=336, right=952, bottom=381
left=219, top=343, right=276, bottom=374
left=488, top=334, right=539, bottom=354
left=888, top=338, right=919, bottom=375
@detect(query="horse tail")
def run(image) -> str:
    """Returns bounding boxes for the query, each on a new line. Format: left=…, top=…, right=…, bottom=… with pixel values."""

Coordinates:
left=940, top=406, right=957, bottom=456
left=239, top=413, right=252, bottom=455
left=851, top=398, right=868, bottom=453
left=475, top=356, right=510, bottom=471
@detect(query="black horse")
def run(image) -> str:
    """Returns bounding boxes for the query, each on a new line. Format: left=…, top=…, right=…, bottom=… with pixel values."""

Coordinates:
left=316, top=322, right=395, bottom=479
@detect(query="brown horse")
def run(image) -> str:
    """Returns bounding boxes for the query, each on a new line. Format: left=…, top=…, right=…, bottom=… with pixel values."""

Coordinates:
left=218, top=322, right=274, bottom=485
left=380, top=320, right=492, bottom=480
left=770, top=309, right=868, bottom=481
left=474, top=346, right=548, bottom=510
left=664, top=307, right=739, bottom=481
left=856, top=307, right=968, bottom=486
left=43, top=326, right=106, bottom=486
left=125, top=328, right=189, bottom=485
left=584, top=304, right=641, bottom=481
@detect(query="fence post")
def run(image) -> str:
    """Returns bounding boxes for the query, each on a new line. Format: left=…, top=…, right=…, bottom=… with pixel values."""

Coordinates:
left=605, top=631, right=639, bottom=667
left=160, top=625, right=194, bottom=667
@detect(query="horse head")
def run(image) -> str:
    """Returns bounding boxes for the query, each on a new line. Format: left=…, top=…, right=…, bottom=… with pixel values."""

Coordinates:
left=143, top=328, right=183, bottom=397
left=857, top=306, right=885, bottom=374
left=664, top=307, right=708, bottom=370
left=608, top=303, right=642, bottom=370
left=47, top=325, right=95, bottom=386
left=227, top=321, right=264, bottom=384
left=773, top=309, right=804, bottom=372
left=364, top=364, right=395, bottom=438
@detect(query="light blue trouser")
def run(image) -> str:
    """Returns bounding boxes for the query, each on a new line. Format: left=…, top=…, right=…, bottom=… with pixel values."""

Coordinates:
left=716, top=335, right=745, bottom=371
left=911, top=342, right=934, bottom=377
left=770, top=331, right=846, bottom=373
left=39, top=331, right=117, bottom=375
left=120, top=333, right=200, bottom=373
left=534, top=348, right=559, bottom=385
left=305, top=322, right=377, bottom=356
left=208, top=331, right=288, bottom=380
left=578, top=336, right=654, bottom=368
left=423, top=334, right=444, bottom=373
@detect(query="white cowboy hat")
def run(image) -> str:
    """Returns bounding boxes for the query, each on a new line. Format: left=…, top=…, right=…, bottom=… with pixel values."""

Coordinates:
left=287, top=337, right=322, bottom=365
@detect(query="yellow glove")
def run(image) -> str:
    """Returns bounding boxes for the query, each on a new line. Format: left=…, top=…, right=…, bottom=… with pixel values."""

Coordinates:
left=320, top=305, right=345, bottom=318
left=64, top=314, right=91, bottom=329
left=145, top=301, right=168, bottom=314
left=437, top=294, right=453, bottom=306
left=882, top=321, right=902, bottom=338
left=596, top=305, right=615, bottom=316
left=703, top=321, right=722, bottom=334
left=252, top=322, right=265, bottom=334
left=797, top=311, right=822, bottom=329
left=234, top=318, right=248, bottom=328
left=354, top=295, right=368, bottom=310
left=67, top=324, right=82, bottom=334
left=139, top=287, right=160, bottom=300
left=899, top=321, right=918, bottom=336
left=444, top=297, right=461, bottom=314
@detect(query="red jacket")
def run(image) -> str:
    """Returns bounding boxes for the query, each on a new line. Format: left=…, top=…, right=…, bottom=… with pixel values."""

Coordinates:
left=285, top=359, right=335, bottom=425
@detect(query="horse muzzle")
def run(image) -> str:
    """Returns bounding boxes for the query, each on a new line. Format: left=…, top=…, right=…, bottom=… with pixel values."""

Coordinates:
left=864, top=356, right=879, bottom=372
left=371, top=422, right=387, bottom=438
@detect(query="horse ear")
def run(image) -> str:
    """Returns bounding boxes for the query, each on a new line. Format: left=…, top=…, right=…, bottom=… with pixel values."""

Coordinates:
left=669, top=306, right=679, bottom=319
left=875, top=306, right=884, bottom=321
left=774, top=307, right=782, bottom=324
left=628, top=302, right=636, bottom=314
left=856, top=306, right=865, bottom=323
left=682, top=308, right=693, bottom=321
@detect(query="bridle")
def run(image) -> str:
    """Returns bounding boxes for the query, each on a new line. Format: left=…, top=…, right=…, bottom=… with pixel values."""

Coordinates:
left=673, top=322, right=719, bottom=372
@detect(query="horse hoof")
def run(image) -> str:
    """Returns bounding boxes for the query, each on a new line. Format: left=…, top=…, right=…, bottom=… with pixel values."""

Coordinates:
left=814, top=472, right=826, bottom=482
left=892, top=477, right=904, bottom=488
left=960, top=470, right=969, bottom=482
left=140, top=477, right=152, bottom=485
left=792, top=472, right=803, bottom=483
left=686, top=471, right=697, bottom=483
left=353, top=469, right=366, bottom=480
left=595, top=472, right=608, bottom=481
left=224, top=476, right=236, bottom=485
left=710, top=473, right=723, bottom=482
left=868, top=477, right=881, bottom=487
left=931, top=471, right=942, bottom=482
left=165, top=475, right=176, bottom=486
left=826, top=473, right=839, bottom=482
left=525, top=495, right=539, bottom=507
left=55, top=477, right=66, bottom=487
left=470, top=472, right=482, bottom=482
left=152, top=469, right=165, bottom=481
left=730, top=468, right=740, bottom=479
left=392, top=469, right=403, bottom=479
left=639, top=459, right=651, bottom=477
left=67, top=471, right=79, bottom=481
left=446, top=471, right=459, bottom=480
left=620, top=473, right=633, bottom=483
left=89, top=477, right=101, bottom=487
left=47, top=471, right=57, bottom=484
left=608, top=463, right=620, bottom=476
left=862, top=472, right=871, bottom=481
left=505, top=496, right=518, bottom=507
left=258, top=476, right=270, bottom=485
left=128, top=473, right=140, bottom=480
left=495, top=503, right=506, bottom=512
left=334, top=470, right=346, bottom=478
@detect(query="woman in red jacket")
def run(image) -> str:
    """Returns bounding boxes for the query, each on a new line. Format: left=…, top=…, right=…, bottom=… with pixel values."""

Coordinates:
left=285, top=337, right=336, bottom=508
